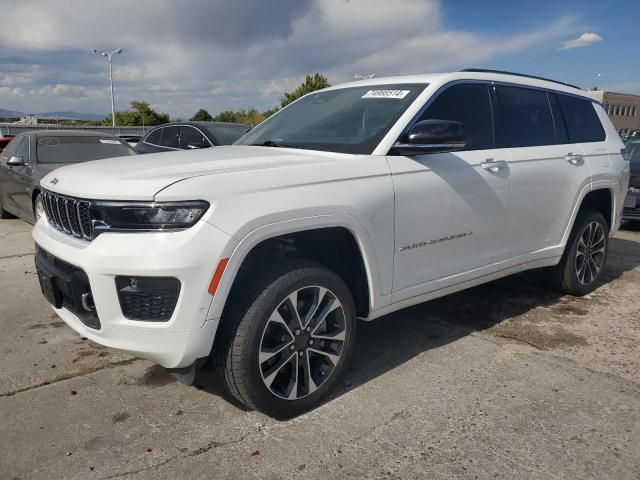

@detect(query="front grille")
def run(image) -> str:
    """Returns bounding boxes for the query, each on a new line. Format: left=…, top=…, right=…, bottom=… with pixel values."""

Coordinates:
left=115, top=276, right=181, bottom=322
left=42, top=189, right=93, bottom=240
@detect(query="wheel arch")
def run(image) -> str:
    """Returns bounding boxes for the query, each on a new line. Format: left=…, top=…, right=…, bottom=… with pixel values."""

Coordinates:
left=206, top=215, right=383, bottom=322
left=562, top=184, right=614, bottom=246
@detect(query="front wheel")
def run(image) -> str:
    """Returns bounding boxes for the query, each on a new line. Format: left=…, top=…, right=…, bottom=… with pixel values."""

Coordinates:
left=219, top=260, right=356, bottom=418
left=544, top=209, right=609, bottom=296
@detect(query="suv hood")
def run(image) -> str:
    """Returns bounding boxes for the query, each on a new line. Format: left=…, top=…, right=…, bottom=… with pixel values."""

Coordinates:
left=40, top=146, right=341, bottom=200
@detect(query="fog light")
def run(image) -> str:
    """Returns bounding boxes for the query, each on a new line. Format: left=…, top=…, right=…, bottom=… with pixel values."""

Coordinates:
left=115, top=276, right=181, bottom=322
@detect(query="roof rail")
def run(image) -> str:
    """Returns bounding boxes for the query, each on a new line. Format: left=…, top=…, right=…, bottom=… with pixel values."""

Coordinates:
left=460, top=68, right=582, bottom=90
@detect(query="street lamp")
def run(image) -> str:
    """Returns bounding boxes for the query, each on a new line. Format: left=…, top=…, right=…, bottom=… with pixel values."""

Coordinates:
left=92, top=48, right=126, bottom=127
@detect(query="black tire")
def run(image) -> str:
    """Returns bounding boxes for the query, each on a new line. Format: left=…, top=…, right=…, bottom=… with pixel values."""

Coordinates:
left=544, top=209, right=609, bottom=296
left=216, top=259, right=357, bottom=418
left=0, top=195, right=14, bottom=219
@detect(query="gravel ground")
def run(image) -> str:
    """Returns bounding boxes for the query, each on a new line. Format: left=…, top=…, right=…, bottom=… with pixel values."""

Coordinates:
left=1, top=218, right=639, bottom=480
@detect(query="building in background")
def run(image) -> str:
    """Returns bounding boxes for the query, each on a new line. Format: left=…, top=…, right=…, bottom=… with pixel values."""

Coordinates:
left=588, top=90, right=640, bottom=137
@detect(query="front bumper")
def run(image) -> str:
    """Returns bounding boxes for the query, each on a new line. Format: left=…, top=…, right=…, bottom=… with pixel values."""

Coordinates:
left=622, top=189, right=640, bottom=221
left=32, top=218, right=232, bottom=368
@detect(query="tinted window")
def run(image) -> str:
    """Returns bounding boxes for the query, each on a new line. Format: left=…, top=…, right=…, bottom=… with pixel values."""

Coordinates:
left=557, top=95, right=605, bottom=143
left=16, top=136, right=29, bottom=161
left=416, top=83, right=493, bottom=150
left=145, top=128, right=162, bottom=145
left=625, top=139, right=640, bottom=165
left=235, top=84, right=427, bottom=154
left=206, top=125, right=250, bottom=145
left=1, top=136, right=21, bottom=158
left=159, top=126, right=180, bottom=149
left=179, top=126, right=209, bottom=149
left=495, top=86, right=555, bottom=148
left=36, top=136, right=135, bottom=163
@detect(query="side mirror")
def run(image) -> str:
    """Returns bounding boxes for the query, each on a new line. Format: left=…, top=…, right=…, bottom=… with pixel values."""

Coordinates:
left=7, top=155, right=26, bottom=166
left=186, top=143, right=210, bottom=150
left=393, top=119, right=466, bottom=155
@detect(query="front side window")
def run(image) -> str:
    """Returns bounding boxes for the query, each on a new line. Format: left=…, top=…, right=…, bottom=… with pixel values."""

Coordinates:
left=557, top=95, right=605, bottom=143
left=36, top=136, right=135, bottom=163
left=495, top=86, right=556, bottom=148
left=160, top=126, right=180, bottom=149
left=16, top=135, right=29, bottom=161
left=235, top=84, right=427, bottom=154
left=1, top=136, right=21, bottom=159
left=415, top=83, right=494, bottom=150
left=206, top=124, right=251, bottom=145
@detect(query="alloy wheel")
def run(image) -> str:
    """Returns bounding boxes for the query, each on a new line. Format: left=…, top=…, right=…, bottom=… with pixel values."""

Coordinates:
left=258, top=285, right=347, bottom=400
left=575, top=221, right=606, bottom=285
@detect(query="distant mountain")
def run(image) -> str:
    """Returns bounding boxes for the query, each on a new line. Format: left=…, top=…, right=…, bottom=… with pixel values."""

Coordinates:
left=0, top=108, right=25, bottom=118
left=0, top=109, right=105, bottom=121
left=36, top=111, right=105, bottom=121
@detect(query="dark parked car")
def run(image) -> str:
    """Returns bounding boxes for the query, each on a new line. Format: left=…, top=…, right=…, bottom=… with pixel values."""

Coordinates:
left=0, top=130, right=136, bottom=223
left=623, top=137, right=640, bottom=222
left=134, top=121, right=251, bottom=154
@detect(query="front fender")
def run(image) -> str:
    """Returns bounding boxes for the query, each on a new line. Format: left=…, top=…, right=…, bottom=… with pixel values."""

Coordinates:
left=205, top=213, right=389, bottom=321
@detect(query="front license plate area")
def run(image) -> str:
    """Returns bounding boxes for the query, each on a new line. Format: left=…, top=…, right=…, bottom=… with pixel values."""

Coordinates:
left=624, top=195, right=637, bottom=209
left=38, top=271, right=63, bottom=308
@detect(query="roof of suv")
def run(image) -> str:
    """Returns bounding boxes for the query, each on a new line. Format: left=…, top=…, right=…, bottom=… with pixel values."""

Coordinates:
left=329, top=70, right=594, bottom=101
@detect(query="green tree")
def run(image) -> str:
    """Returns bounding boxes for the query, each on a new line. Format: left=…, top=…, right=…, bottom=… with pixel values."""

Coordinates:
left=280, top=73, right=330, bottom=108
left=190, top=108, right=213, bottom=122
left=105, top=100, right=170, bottom=126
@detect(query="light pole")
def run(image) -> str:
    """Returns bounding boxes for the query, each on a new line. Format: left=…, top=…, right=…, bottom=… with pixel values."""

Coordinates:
left=92, top=48, right=126, bottom=127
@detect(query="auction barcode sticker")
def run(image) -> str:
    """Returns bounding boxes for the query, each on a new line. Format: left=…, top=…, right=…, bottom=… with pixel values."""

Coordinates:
left=99, top=139, right=121, bottom=144
left=362, top=89, right=410, bottom=99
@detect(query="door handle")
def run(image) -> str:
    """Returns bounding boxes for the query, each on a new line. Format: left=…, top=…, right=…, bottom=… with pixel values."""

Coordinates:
left=565, top=154, right=584, bottom=166
left=480, top=159, right=508, bottom=172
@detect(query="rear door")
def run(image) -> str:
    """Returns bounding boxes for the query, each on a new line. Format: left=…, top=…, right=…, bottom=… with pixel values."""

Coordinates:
left=495, top=85, right=591, bottom=258
left=388, top=82, right=511, bottom=300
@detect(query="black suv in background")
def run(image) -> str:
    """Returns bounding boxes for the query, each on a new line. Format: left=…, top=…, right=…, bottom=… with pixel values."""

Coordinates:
left=623, top=137, right=640, bottom=222
left=134, top=121, right=251, bottom=154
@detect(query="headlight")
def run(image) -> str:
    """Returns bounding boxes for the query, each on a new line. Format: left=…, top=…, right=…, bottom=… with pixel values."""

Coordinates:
left=92, top=201, right=209, bottom=231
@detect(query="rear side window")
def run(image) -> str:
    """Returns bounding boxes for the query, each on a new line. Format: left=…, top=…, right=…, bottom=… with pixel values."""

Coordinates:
left=417, top=83, right=494, bottom=150
left=179, top=126, right=209, bottom=149
left=557, top=95, right=606, bottom=143
left=495, top=86, right=555, bottom=148
left=145, top=128, right=162, bottom=145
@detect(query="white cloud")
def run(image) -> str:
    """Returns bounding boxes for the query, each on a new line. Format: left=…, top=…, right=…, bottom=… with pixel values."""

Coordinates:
left=0, top=0, right=582, bottom=117
left=0, top=87, right=25, bottom=98
left=30, top=84, right=91, bottom=97
left=560, top=31, right=602, bottom=50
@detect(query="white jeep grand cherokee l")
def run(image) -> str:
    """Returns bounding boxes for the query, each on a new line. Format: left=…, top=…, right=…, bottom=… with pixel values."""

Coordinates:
left=33, top=70, right=630, bottom=417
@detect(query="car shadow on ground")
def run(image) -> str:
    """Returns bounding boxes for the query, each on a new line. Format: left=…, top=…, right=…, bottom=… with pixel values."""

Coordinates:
left=194, top=234, right=640, bottom=417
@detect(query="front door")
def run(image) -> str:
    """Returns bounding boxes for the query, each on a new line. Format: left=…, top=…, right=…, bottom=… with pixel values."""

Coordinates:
left=388, top=83, right=511, bottom=301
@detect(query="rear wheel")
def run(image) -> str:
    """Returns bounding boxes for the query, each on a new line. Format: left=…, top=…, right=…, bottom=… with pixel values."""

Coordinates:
left=218, top=260, right=356, bottom=418
left=544, top=209, right=609, bottom=296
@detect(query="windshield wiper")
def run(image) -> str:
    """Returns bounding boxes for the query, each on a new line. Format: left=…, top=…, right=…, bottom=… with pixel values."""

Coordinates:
left=249, top=139, right=301, bottom=149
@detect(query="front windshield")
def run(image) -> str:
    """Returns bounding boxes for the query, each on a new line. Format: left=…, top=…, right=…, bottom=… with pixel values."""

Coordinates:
left=235, top=84, right=427, bottom=154
left=625, top=138, right=640, bottom=165
left=36, top=136, right=136, bottom=163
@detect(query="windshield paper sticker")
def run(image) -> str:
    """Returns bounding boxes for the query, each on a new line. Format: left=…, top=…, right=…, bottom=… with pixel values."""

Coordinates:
left=99, top=139, right=121, bottom=144
left=362, top=89, right=410, bottom=99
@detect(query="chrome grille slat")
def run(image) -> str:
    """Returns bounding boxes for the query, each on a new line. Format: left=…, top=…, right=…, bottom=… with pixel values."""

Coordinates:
left=41, top=189, right=93, bottom=241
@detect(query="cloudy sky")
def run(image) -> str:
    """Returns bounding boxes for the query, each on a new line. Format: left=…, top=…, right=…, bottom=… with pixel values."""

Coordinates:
left=0, top=0, right=638, bottom=118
